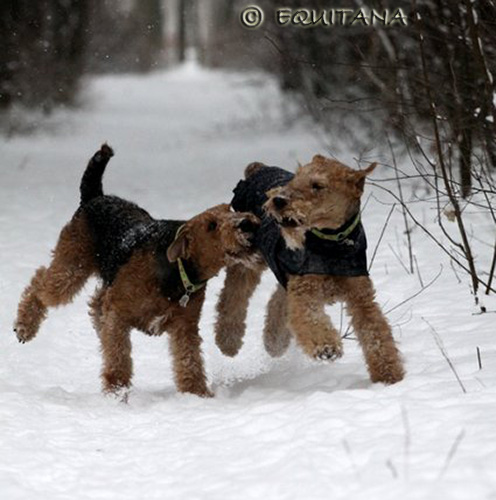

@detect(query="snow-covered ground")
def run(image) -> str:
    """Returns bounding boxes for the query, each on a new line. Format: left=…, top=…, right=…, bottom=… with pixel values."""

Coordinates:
left=0, top=62, right=495, bottom=500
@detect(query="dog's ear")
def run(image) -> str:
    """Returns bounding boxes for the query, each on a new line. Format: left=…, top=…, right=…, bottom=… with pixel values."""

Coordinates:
left=354, top=162, right=378, bottom=193
left=312, top=154, right=328, bottom=164
left=363, top=162, right=378, bottom=176
left=167, top=228, right=191, bottom=263
left=244, top=162, right=266, bottom=178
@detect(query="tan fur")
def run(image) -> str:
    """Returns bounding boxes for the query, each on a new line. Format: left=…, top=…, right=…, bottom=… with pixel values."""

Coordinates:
left=15, top=204, right=258, bottom=397
left=88, top=285, right=105, bottom=337
left=263, top=283, right=291, bottom=357
left=15, top=214, right=96, bottom=343
left=217, top=156, right=404, bottom=385
left=215, top=262, right=264, bottom=357
left=264, top=156, right=375, bottom=250
left=286, top=275, right=343, bottom=360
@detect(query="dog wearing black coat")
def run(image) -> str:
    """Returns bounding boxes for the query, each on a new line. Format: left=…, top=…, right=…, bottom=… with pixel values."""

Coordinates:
left=215, top=156, right=404, bottom=385
left=14, top=145, right=259, bottom=397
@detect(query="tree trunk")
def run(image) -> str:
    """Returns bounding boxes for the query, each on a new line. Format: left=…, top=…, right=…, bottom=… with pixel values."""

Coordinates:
left=459, top=129, right=473, bottom=198
left=177, top=0, right=188, bottom=62
left=131, top=0, right=164, bottom=71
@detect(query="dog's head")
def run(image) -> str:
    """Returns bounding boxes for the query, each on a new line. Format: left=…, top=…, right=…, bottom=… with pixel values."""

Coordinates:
left=264, top=155, right=376, bottom=249
left=166, top=204, right=260, bottom=279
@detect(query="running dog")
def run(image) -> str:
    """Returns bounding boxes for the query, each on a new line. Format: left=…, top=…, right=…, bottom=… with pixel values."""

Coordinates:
left=215, top=155, right=404, bottom=385
left=14, top=145, right=259, bottom=397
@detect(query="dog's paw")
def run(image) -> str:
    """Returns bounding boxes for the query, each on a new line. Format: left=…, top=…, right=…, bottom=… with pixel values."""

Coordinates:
left=199, top=388, right=214, bottom=398
left=314, top=343, right=343, bottom=362
left=217, top=342, right=242, bottom=358
left=215, top=331, right=243, bottom=358
left=13, top=322, right=36, bottom=344
left=191, top=388, right=214, bottom=398
left=191, top=387, right=214, bottom=398
left=264, top=329, right=292, bottom=358
left=371, top=363, right=405, bottom=386
left=179, top=385, right=214, bottom=398
left=104, top=385, right=131, bottom=404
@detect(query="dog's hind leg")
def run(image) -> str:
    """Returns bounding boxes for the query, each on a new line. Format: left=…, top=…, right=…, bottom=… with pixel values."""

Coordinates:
left=14, top=213, right=96, bottom=343
left=342, top=276, right=405, bottom=385
left=99, top=309, right=133, bottom=395
left=88, top=285, right=106, bottom=338
left=263, top=284, right=291, bottom=357
left=14, top=267, right=48, bottom=344
left=215, top=263, right=264, bottom=357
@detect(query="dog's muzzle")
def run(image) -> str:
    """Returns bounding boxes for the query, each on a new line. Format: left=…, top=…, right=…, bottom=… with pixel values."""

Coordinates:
left=226, top=216, right=263, bottom=268
left=237, top=218, right=259, bottom=244
left=265, top=197, right=305, bottom=229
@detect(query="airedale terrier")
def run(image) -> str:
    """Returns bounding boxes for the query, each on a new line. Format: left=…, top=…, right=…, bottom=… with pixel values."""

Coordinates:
left=14, top=145, right=259, bottom=397
left=215, top=155, right=404, bottom=385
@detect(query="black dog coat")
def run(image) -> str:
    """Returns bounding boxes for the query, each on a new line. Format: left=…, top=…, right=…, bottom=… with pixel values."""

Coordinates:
left=82, top=196, right=200, bottom=302
left=231, top=166, right=369, bottom=288
left=69, top=145, right=206, bottom=304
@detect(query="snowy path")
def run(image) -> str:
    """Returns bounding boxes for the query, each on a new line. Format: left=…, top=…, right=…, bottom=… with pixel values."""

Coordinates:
left=0, top=63, right=495, bottom=500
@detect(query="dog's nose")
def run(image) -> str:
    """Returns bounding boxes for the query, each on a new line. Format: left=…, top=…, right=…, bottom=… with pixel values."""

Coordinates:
left=272, top=197, right=287, bottom=210
left=238, top=218, right=259, bottom=234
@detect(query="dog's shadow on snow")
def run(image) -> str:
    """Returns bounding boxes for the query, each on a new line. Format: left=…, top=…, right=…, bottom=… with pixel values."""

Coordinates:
left=214, top=356, right=372, bottom=400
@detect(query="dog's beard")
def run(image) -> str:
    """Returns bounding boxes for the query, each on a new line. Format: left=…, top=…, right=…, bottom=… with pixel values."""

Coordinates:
left=265, top=201, right=306, bottom=228
left=280, top=215, right=302, bottom=228
left=264, top=204, right=307, bottom=250
left=225, top=250, right=264, bottom=269
left=280, top=226, right=306, bottom=250
left=236, top=230, right=255, bottom=249
left=224, top=230, right=262, bottom=268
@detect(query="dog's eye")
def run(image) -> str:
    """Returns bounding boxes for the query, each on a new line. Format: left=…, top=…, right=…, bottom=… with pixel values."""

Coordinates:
left=312, top=182, right=324, bottom=191
left=207, top=221, right=218, bottom=232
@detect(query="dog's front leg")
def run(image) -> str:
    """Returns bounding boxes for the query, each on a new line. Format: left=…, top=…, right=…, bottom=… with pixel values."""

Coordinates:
left=342, top=276, right=405, bottom=385
left=215, top=263, right=264, bottom=357
left=286, top=275, right=343, bottom=361
left=168, top=303, right=213, bottom=398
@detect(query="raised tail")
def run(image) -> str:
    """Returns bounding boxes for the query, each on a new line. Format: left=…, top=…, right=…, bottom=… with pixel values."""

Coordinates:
left=80, top=144, right=114, bottom=205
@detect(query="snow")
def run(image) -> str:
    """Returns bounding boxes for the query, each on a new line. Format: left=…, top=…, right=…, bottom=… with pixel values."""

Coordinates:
left=1, top=62, right=495, bottom=500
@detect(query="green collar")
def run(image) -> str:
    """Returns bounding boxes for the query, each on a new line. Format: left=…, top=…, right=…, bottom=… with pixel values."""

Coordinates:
left=310, top=212, right=361, bottom=242
left=173, top=225, right=206, bottom=307
left=177, top=257, right=206, bottom=295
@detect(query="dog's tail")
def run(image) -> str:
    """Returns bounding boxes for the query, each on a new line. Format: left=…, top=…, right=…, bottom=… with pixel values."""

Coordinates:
left=80, top=144, right=114, bottom=205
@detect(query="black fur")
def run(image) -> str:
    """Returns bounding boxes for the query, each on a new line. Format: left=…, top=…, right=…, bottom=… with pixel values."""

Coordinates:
left=231, top=166, right=294, bottom=218
left=79, top=146, right=199, bottom=301
left=231, top=166, right=368, bottom=288
left=80, top=144, right=114, bottom=204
